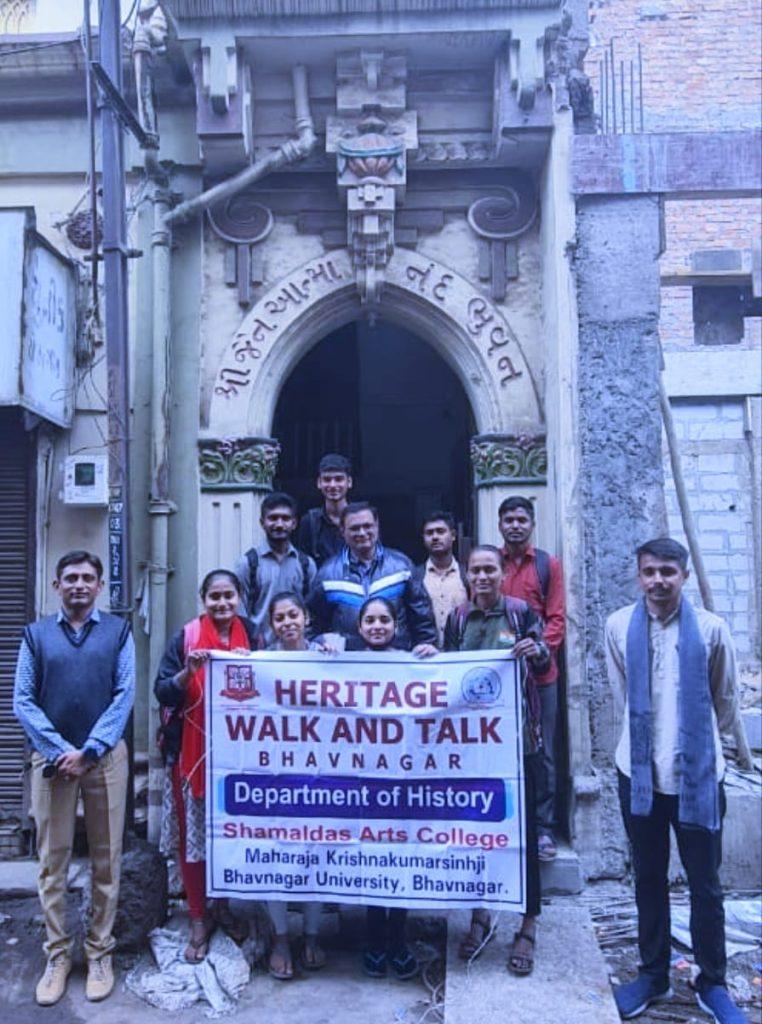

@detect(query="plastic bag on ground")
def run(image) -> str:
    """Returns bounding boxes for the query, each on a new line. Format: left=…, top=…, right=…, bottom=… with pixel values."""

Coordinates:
left=671, top=899, right=762, bottom=958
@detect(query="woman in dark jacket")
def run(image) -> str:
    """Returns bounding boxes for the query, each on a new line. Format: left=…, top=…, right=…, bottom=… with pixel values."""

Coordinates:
left=443, top=545, right=550, bottom=977
left=154, top=568, right=257, bottom=963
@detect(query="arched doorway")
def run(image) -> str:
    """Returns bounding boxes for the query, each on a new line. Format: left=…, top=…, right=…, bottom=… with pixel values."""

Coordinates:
left=272, top=320, right=476, bottom=557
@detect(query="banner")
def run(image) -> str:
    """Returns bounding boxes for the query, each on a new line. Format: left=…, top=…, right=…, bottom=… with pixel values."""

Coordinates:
left=205, top=650, right=525, bottom=910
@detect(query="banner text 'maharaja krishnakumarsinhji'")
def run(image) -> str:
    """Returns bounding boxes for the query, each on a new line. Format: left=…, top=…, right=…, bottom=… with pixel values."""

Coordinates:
left=205, top=650, right=525, bottom=910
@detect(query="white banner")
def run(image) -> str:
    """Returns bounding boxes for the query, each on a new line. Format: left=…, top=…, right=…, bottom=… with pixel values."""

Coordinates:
left=205, top=650, right=525, bottom=910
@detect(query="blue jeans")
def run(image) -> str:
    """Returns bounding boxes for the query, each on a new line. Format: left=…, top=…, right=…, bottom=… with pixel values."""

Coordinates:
left=618, top=770, right=727, bottom=991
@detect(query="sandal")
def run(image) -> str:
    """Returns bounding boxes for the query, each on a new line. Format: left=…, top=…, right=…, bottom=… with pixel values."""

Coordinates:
left=458, top=911, right=494, bottom=960
left=211, top=900, right=249, bottom=944
left=184, top=916, right=214, bottom=963
left=299, top=937, right=327, bottom=972
left=507, top=930, right=535, bottom=976
left=389, top=947, right=419, bottom=981
left=269, top=935, right=294, bottom=981
left=362, top=950, right=388, bottom=978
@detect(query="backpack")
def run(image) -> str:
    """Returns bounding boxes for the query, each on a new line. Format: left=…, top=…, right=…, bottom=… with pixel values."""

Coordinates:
left=534, top=548, right=551, bottom=606
left=244, top=546, right=312, bottom=617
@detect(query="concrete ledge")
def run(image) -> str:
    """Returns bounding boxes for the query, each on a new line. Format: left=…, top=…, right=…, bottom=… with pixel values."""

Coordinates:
left=541, top=841, right=583, bottom=895
left=573, top=131, right=762, bottom=199
left=663, top=349, right=762, bottom=399
left=444, top=903, right=620, bottom=1024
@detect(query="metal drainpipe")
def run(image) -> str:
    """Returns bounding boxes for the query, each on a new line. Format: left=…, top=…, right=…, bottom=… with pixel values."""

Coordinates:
left=146, top=189, right=175, bottom=844
left=164, top=64, right=316, bottom=227
left=138, top=56, right=315, bottom=839
left=134, top=10, right=176, bottom=843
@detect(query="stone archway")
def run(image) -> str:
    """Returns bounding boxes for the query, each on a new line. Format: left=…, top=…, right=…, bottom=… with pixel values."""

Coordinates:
left=199, top=248, right=548, bottom=573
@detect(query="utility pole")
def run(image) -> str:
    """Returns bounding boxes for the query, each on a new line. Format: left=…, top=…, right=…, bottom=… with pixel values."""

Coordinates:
left=98, top=0, right=132, bottom=615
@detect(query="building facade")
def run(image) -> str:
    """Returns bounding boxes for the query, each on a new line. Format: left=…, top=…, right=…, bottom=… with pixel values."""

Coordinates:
left=0, top=0, right=758, bottom=874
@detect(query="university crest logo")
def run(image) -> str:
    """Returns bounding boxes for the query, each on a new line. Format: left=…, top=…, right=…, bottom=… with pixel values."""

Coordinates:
left=461, top=666, right=502, bottom=707
left=219, top=664, right=260, bottom=702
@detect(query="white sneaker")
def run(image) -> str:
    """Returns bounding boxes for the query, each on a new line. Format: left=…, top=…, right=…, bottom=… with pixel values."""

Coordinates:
left=35, top=954, right=72, bottom=1006
left=86, top=954, right=115, bottom=1002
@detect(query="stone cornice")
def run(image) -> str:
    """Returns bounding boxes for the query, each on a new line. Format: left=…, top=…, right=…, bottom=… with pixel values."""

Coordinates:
left=168, top=0, right=559, bottom=18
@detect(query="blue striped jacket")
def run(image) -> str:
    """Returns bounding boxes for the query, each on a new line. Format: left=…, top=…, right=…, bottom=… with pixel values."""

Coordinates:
left=307, top=544, right=438, bottom=649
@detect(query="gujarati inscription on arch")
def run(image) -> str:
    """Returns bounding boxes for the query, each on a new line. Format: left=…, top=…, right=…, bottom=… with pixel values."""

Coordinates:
left=214, top=257, right=348, bottom=399
left=211, top=250, right=531, bottom=415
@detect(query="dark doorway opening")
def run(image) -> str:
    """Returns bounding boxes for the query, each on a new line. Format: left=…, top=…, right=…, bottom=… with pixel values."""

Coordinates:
left=273, top=320, right=476, bottom=559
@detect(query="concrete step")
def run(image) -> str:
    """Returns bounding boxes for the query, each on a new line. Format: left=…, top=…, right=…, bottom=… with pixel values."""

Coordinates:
left=0, top=856, right=88, bottom=897
left=540, top=840, right=583, bottom=895
left=444, top=902, right=620, bottom=1024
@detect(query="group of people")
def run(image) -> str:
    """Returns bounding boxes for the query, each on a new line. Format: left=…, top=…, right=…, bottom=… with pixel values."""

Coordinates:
left=12, top=450, right=752, bottom=1024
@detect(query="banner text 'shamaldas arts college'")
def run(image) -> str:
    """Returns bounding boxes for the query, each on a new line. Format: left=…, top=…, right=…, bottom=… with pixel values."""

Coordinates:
left=205, top=650, right=526, bottom=910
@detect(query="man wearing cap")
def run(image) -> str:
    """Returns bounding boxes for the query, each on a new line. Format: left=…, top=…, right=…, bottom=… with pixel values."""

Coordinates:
left=296, top=454, right=353, bottom=568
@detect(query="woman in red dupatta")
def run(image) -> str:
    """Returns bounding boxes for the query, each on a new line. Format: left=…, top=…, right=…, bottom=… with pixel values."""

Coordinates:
left=154, top=569, right=256, bottom=962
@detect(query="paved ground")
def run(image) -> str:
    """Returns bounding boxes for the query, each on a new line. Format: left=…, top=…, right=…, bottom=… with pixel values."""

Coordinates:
left=0, top=861, right=759, bottom=1024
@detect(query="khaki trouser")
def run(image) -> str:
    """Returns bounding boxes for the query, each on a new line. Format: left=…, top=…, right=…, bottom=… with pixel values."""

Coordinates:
left=31, top=740, right=128, bottom=961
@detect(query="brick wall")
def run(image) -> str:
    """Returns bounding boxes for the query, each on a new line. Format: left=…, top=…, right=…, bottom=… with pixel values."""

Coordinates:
left=585, top=0, right=762, bottom=133
left=661, top=198, right=762, bottom=351
left=664, top=400, right=758, bottom=664
left=584, top=3, right=762, bottom=351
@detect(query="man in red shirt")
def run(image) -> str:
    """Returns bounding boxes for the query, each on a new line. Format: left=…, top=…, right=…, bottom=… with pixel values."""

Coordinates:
left=499, top=496, right=566, bottom=861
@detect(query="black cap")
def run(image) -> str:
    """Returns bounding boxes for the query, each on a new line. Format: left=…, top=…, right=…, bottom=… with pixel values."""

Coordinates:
left=318, top=453, right=352, bottom=474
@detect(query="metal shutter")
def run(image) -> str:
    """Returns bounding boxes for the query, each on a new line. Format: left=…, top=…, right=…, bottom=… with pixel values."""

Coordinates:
left=0, top=409, right=34, bottom=814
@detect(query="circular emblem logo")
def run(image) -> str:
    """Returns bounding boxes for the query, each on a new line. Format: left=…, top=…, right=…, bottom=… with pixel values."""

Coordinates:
left=461, top=667, right=502, bottom=707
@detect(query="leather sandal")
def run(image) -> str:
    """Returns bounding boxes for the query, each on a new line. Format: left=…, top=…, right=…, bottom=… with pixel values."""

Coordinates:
left=299, top=936, right=327, bottom=972
left=458, top=911, right=494, bottom=960
left=507, top=930, right=535, bottom=976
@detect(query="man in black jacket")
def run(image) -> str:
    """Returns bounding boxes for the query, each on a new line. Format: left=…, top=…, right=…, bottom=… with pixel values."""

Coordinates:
left=296, top=453, right=353, bottom=568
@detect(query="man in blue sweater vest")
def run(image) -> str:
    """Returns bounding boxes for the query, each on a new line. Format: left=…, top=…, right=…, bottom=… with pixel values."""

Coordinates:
left=14, top=550, right=134, bottom=1006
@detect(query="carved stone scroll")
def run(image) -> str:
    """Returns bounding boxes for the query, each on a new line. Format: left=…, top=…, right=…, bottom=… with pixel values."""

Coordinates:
left=470, top=433, right=547, bottom=486
left=198, top=436, right=281, bottom=491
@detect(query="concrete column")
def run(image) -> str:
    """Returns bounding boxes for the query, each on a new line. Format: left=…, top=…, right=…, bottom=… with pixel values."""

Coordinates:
left=575, top=193, right=668, bottom=878
left=197, top=436, right=280, bottom=578
left=470, top=433, right=549, bottom=546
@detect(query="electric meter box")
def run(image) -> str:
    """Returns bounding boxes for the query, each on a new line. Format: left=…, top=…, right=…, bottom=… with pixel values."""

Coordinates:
left=63, top=455, right=108, bottom=506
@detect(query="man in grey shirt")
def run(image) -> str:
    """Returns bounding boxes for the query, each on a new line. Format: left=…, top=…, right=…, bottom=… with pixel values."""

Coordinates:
left=234, top=491, right=317, bottom=644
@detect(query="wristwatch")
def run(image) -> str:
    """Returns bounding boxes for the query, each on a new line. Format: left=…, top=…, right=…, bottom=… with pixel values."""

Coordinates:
left=82, top=747, right=100, bottom=765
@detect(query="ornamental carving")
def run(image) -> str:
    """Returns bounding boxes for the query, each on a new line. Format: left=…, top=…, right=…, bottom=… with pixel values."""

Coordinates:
left=470, top=433, right=547, bottom=486
left=198, top=436, right=280, bottom=491
left=326, top=51, right=418, bottom=305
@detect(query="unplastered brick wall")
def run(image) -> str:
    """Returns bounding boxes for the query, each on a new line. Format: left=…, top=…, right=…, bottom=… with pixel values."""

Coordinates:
left=584, top=3, right=762, bottom=352
left=661, top=198, right=762, bottom=351
left=663, top=400, right=759, bottom=665
left=585, top=0, right=762, bottom=133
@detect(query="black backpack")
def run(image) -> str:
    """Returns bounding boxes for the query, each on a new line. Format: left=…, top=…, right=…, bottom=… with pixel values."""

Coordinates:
left=243, top=546, right=311, bottom=617
left=534, top=548, right=551, bottom=605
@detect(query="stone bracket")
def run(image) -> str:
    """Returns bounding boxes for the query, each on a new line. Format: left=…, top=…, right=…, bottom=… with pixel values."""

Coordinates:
left=478, top=240, right=519, bottom=302
left=194, top=40, right=252, bottom=172
left=201, top=37, right=239, bottom=115
left=492, top=37, right=553, bottom=159
left=470, top=433, right=547, bottom=487
left=223, top=244, right=265, bottom=308
left=198, top=436, right=280, bottom=491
